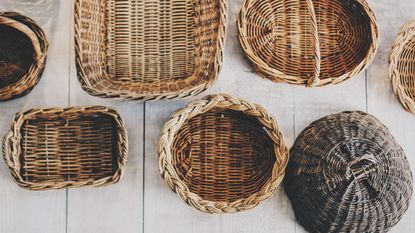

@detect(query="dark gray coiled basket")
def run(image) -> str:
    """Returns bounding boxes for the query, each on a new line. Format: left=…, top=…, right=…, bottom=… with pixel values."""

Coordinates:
left=285, top=111, right=413, bottom=233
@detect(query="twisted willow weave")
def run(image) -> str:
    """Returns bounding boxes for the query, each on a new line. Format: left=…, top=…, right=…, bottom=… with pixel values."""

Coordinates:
left=0, top=12, right=48, bottom=101
left=237, top=0, right=378, bottom=87
left=3, top=106, right=128, bottom=190
left=285, top=111, right=413, bottom=233
left=390, top=20, right=415, bottom=114
left=159, top=94, right=289, bottom=213
left=75, top=0, right=226, bottom=101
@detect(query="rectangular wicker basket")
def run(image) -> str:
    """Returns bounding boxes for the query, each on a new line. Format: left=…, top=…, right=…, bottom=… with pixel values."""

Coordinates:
left=2, top=106, right=128, bottom=190
left=74, top=0, right=226, bottom=101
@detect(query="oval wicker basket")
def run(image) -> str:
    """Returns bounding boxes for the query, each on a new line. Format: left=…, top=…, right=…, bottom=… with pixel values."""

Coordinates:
left=285, top=111, right=413, bottom=233
left=390, top=20, right=415, bottom=114
left=159, top=94, right=289, bottom=213
left=2, top=106, right=128, bottom=190
left=75, top=0, right=226, bottom=101
left=237, top=0, right=378, bottom=87
left=0, top=12, right=48, bottom=101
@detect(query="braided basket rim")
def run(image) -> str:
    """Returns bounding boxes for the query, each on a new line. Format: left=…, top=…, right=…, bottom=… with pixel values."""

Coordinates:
left=389, top=20, right=415, bottom=114
left=2, top=106, right=128, bottom=191
left=0, top=11, right=48, bottom=101
left=237, top=0, right=379, bottom=87
left=158, top=94, right=289, bottom=213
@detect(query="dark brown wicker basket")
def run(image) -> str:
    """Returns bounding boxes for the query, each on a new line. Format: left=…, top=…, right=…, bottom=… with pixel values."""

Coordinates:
left=285, top=111, right=413, bottom=233
left=2, top=106, right=128, bottom=190
left=0, top=12, right=48, bottom=101
left=159, top=94, right=289, bottom=213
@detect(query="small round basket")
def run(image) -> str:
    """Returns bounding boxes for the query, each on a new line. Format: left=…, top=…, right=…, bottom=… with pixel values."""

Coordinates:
left=237, top=0, right=378, bottom=87
left=0, top=12, right=48, bottom=101
left=159, top=94, right=289, bottom=213
left=285, top=111, right=413, bottom=233
left=390, top=20, right=415, bottom=114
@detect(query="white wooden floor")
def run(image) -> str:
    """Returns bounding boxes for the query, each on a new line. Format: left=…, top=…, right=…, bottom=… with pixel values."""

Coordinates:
left=0, top=0, right=414, bottom=232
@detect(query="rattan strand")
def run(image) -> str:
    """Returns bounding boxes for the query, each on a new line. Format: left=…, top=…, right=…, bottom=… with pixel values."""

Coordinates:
left=237, top=0, right=378, bottom=87
left=285, top=111, right=413, bottom=233
left=75, top=0, right=226, bottom=101
left=159, top=94, right=289, bottom=213
left=2, top=106, right=128, bottom=190
left=390, top=20, right=415, bottom=114
left=0, top=12, right=48, bottom=101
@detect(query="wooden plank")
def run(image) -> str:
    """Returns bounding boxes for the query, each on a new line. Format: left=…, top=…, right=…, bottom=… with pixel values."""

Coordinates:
left=66, top=0, right=144, bottom=232
left=366, top=0, right=415, bottom=232
left=0, top=1, right=69, bottom=233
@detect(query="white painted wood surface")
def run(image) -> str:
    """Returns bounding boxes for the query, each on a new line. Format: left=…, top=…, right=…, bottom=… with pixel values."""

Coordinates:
left=0, top=0, right=414, bottom=232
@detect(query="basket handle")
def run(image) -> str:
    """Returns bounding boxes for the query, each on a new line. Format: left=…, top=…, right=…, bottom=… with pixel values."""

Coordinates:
left=2, top=132, right=16, bottom=168
left=305, top=0, right=321, bottom=87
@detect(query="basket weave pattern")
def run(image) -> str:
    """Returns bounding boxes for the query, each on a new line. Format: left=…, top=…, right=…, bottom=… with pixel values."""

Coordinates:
left=390, top=20, right=415, bottom=114
left=75, top=0, right=226, bottom=101
left=159, top=94, right=289, bottom=213
left=3, top=106, right=128, bottom=190
left=237, top=0, right=378, bottom=86
left=284, top=111, right=413, bottom=232
left=0, top=12, right=48, bottom=101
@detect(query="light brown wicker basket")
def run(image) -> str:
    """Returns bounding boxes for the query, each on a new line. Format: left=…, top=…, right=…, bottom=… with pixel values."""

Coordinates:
left=237, top=0, right=378, bottom=87
left=0, top=12, right=48, bottom=101
left=2, top=106, right=128, bottom=190
left=159, top=94, right=289, bottom=213
left=74, top=0, right=226, bottom=101
left=390, top=20, right=415, bottom=114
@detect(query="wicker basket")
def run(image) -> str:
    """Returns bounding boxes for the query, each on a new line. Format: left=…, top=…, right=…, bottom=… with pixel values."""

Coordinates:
left=390, top=20, right=415, bottom=114
left=159, top=94, right=289, bottom=213
left=0, top=12, right=48, bottom=101
left=2, top=106, right=128, bottom=190
left=237, top=0, right=378, bottom=87
left=74, top=0, right=226, bottom=101
left=284, top=111, right=413, bottom=233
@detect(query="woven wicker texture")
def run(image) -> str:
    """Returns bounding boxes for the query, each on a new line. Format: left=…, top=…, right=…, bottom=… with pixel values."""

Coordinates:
left=159, top=94, right=289, bottom=213
left=2, top=106, right=128, bottom=190
left=390, top=20, right=415, bottom=114
left=285, top=111, right=413, bottom=233
left=238, top=0, right=378, bottom=87
left=0, top=12, right=48, bottom=101
left=75, top=0, right=226, bottom=101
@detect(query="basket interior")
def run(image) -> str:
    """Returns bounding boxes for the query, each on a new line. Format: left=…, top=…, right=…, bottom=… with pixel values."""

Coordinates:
left=244, top=0, right=373, bottom=80
left=18, top=112, right=119, bottom=183
left=77, top=0, right=220, bottom=96
left=171, top=108, right=276, bottom=202
left=397, top=38, right=415, bottom=101
left=0, top=24, right=35, bottom=89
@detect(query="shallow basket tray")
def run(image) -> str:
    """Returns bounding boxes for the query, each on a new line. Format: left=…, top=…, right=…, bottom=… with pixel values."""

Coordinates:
left=0, top=12, right=48, bottom=101
left=237, top=0, right=378, bottom=87
left=390, top=20, right=415, bottom=114
left=75, top=0, right=226, bottom=101
left=2, top=106, right=128, bottom=190
left=158, top=94, right=289, bottom=213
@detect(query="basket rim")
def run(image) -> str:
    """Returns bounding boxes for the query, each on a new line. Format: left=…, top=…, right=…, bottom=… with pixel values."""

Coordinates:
left=74, top=0, right=227, bottom=101
left=389, top=20, right=415, bottom=114
left=2, top=106, right=128, bottom=191
left=0, top=12, right=49, bottom=101
left=158, top=93, right=289, bottom=213
left=237, top=0, right=379, bottom=87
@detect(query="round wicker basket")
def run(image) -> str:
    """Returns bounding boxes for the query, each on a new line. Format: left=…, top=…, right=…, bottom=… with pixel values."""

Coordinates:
left=238, top=0, right=378, bottom=87
left=285, top=111, right=413, bottom=232
left=0, top=12, right=48, bottom=101
left=390, top=20, right=415, bottom=114
left=159, top=94, right=289, bottom=213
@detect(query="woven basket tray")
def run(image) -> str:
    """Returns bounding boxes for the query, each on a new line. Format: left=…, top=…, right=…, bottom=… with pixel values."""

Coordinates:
left=0, top=12, right=48, bottom=101
left=2, top=106, right=128, bottom=190
left=75, top=0, right=226, bottom=101
left=285, top=111, right=413, bottom=233
left=390, top=20, right=415, bottom=114
left=159, top=94, right=289, bottom=213
left=238, top=0, right=378, bottom=87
